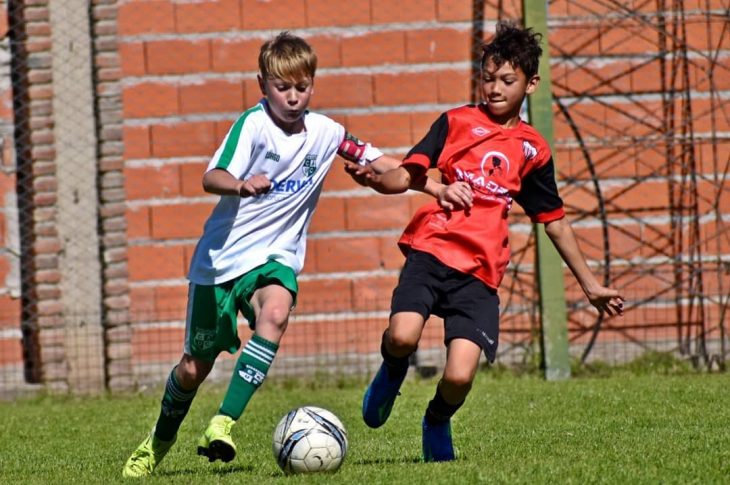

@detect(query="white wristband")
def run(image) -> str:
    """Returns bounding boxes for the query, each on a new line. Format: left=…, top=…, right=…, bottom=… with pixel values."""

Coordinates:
left=361, top=144, right=384, bottom=165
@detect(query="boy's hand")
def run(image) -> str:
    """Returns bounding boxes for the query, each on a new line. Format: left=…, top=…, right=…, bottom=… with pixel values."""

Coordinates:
left=346, top=163, right=413, bottom=194
left=238, top=174, right=271, bottom=197
left=586, top=286, right=625, bottom=317
left=437, top=181, right=473, bottom=211
left=344, top=161, right=374, bottom=187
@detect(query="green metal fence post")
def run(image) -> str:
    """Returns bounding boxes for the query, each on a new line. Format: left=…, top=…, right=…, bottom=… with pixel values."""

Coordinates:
left=523, top=0, right=571, bottom=380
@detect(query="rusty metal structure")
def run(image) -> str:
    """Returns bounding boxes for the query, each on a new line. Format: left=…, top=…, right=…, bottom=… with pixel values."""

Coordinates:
left=498, top=0, right=729, bottom=369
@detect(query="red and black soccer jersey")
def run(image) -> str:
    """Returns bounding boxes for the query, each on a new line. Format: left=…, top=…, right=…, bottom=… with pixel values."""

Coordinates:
left=399, top=104, right=565, bottom=290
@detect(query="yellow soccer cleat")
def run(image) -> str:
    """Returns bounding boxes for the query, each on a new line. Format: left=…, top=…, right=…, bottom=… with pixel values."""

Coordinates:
left=197, top=414, right=237, bottom=463
left=122, top=430, right=176, bottom=478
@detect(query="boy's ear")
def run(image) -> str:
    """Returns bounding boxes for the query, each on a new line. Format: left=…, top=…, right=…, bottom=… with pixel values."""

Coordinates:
left=257, top=74, right=266, bottom=95
left=525, top=74, right=540, bottom=95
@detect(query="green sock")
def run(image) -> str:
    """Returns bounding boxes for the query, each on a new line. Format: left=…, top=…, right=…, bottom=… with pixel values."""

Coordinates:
left=219, top=334, right=278, bottom=420
left=154, top=367, right=197, bottom=441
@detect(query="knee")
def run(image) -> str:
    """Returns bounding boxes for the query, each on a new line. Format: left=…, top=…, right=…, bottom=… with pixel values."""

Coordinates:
left=259, top=304, right=290, bottom=331
left=386, top=328, right=418, bottom=355
left=441, top=370, right=474, bottom=392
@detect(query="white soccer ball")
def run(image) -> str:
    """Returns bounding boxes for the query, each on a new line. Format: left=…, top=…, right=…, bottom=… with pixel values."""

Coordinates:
left=272, top=406, right=348, bottom=474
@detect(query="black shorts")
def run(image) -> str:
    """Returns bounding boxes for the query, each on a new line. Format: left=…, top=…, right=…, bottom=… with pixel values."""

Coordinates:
left=391, top=250, right=500, bottom=362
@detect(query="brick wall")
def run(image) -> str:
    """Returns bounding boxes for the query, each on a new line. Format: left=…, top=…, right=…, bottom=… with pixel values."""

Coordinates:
left=93, top=0, right=133, bottom=392
left=4, top=0, right=60, bottom=390
left=0, top=0, right=131, bottom=393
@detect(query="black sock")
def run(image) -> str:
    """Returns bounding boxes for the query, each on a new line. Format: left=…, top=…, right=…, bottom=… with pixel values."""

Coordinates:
left=425, top=385, right=464, bottom=424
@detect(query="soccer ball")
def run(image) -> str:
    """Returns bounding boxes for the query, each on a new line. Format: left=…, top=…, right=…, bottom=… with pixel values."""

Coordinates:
left=272, top=406, right=348, bottom=474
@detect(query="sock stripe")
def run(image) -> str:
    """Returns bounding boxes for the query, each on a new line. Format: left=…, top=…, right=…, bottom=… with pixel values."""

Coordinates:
left=245, top=340, right=275, bottom=365
left=244, top=347, right=273, bottom=366
left=155, top=369, right=197, bottom=441
left=167, top=372, right=195, bottom=401
left=249, top=337, right=277, bottom=355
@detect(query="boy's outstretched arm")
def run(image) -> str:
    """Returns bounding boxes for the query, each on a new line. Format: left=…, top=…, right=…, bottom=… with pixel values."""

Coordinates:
left=344, top=159, right=473, bottom=210
left=344, top=160, right=419, bottom=194
left=544, top=217, right=625, bottom=317
left=203, top=168, right=271, bottom=197
left=367, top=155, right=401, bottom=174
left=342, top=156, right=399, bottom=188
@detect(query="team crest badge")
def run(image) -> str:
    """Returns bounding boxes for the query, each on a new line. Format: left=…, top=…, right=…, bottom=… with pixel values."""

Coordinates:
left=303, top=154, right=318, bottom=177
left=193, top=329, right=215, bottom=351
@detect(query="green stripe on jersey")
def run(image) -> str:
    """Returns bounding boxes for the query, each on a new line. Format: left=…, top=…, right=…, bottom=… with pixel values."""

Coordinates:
left=216, top=104, right=263, bottom=170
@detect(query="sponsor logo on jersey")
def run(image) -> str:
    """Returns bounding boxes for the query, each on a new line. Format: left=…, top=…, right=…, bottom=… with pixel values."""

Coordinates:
left=472, top=126, right=491, bottom=137
left=454, top=166, right=512, bottom=209
left=271, top=178, right=313, bottom=193
left=302, top=154, right=318, bottom=177
left=480, top=150, right=510, bottom=177
left=265, top=150, right=281, bottom=162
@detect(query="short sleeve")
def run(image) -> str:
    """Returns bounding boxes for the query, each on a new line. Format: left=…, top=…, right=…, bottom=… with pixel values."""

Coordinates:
left=208, top=110, right=258, bottom=178
left=402, top=112, right=449, bottom=170
left=513, top=157, right=565, bottom=223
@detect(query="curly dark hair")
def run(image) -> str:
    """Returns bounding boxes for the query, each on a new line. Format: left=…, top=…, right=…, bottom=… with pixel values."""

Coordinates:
left=480, top=21, right=543, bottom=78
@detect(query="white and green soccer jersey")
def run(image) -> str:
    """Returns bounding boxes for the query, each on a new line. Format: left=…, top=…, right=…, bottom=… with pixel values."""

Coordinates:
left=188, top=99, right=367, bottom=285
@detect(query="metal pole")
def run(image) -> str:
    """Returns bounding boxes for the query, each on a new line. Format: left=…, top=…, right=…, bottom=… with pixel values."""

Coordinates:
left=523, top=0, right=571, bottom=380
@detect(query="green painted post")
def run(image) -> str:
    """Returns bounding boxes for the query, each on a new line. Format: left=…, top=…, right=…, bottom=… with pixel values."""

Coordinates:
left=523, top=0, right=571, bottom=380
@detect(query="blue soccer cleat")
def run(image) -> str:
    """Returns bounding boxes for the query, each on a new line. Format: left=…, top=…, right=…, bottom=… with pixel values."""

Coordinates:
left=422, top=417, right=455, bottom=462
left=362, top=361, right=407, bottom=428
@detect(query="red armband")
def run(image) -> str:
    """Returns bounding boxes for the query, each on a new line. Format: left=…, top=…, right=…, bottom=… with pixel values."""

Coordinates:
left=337, top=133, right=383, bottom=165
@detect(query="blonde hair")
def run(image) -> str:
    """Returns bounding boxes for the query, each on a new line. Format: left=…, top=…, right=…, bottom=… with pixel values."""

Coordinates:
left=258, top=31, right=317, bottom=81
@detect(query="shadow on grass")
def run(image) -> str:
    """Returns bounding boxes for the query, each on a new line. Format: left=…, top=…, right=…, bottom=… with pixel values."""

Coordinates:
left=352, top=456, right=423, bottom=465
left=157, top=463, right=254, bottom=477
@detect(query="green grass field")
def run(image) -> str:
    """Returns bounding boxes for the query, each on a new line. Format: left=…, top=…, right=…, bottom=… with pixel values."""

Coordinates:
left=1, top=368, right=728, bottom=484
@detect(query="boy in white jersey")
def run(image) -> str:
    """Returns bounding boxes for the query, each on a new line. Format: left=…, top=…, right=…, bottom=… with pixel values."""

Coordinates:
left=122, top=31, right=402, bottom=477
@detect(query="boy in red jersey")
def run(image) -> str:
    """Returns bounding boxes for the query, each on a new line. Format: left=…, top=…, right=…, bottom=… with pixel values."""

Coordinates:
left=353, top=22, right=625, bottom=462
